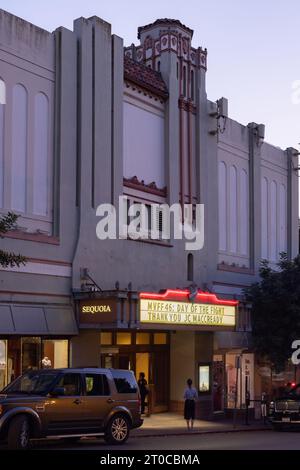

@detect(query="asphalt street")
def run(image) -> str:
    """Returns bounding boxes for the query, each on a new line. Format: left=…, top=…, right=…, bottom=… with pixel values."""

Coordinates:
left=26, top=430, right=300, bottom=450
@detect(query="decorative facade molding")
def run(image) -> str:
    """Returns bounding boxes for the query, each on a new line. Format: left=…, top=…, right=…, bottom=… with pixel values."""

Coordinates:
left=4, top=230, right=59, bottom=245
left=217, top=262, right=254, bottom=275
left=124, top=81, right=165, bottom=104
left=178, top=96, right=197, bottom=114
left=123, top=176, right=167, bottom=197
left=125, top=25, right=207, bottom=71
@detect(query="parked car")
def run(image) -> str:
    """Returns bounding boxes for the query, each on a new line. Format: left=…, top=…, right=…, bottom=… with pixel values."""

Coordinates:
left=269, top=383, right=300, bottom=430
left=0, top=368, right=143, bottom=449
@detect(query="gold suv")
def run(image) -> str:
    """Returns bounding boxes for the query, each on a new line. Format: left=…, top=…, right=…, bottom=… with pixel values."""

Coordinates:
left=0, top=368, right=143, bottom=449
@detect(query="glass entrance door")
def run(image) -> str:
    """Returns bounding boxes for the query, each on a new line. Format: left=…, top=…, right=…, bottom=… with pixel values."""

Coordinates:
left=152, top=351, right=169, bottom=411
left=136, top=353, right=150, bottom=383
left=118, top=353, right=133, bottom=370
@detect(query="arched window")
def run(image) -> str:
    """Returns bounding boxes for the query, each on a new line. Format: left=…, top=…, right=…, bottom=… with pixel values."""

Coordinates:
left=12, top=84, right=28, bottom=212
left=239, top=169, right=248, bottom=255
left=0, top=78, right=5, bottom=105
left=187, top=253, right=194, bottom=281
left=229, top=165, right=238, bottom=253
left=218, top=161, right=227, bottom=251
left=0, top=78, right=5, bottom=208
left=261, top=177, right=268, bottom=259
left=270, top=180, right=277, bottom=261
left=279, top=184, right=287, bottom=253
left=33, top=92, right=49, bottom=216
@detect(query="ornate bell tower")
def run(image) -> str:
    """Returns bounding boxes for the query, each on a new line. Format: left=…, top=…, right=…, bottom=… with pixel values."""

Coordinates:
left=125, top=19, right=207, bottom=209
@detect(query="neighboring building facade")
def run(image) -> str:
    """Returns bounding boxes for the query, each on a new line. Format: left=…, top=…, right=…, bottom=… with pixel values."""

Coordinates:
left=0, top=11, right=298, bottom=417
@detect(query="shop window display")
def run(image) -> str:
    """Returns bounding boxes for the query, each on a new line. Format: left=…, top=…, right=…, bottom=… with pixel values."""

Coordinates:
left=42, top=340, right=68, bottom=369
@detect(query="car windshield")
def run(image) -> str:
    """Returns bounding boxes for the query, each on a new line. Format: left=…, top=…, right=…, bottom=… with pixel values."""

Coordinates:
left=2, top=371, right=58, bottom=395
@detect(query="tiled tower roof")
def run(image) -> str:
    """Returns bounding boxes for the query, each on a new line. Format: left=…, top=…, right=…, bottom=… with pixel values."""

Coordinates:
left=138, top=18, right=194, bottom=39
left=124, top=56, right=168, bottom=99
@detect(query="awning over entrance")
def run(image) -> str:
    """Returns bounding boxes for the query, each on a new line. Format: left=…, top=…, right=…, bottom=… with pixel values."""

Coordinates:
left=0, top=304, right=78, bottom=336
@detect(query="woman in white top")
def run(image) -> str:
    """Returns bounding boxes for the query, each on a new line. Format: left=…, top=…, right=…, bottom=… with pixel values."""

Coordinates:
left=183, top=378, right=198, bottom=430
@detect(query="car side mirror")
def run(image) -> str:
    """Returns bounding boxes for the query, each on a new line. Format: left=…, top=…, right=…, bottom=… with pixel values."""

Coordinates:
left=49, top=387, right=65, bottom=397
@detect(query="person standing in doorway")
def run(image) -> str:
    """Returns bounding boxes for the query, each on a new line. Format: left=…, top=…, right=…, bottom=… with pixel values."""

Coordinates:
left=184, top=378, right=198, bottom=431
left=261, top=391, right=268, bottom=424
left=138, top=372, right=148, bottom=415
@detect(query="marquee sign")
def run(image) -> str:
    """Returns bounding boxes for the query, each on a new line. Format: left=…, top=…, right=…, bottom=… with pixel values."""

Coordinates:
left=140, top=289, right=237, bottom=328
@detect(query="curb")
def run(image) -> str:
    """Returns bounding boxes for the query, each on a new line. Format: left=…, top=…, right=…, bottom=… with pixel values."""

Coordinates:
left=132, top=426, right=270, bottom=438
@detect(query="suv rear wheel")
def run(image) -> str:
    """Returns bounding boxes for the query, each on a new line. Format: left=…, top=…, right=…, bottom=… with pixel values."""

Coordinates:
left=104, top=414, right=130, bottom=445
left=7, top=415, right=31, bottom=450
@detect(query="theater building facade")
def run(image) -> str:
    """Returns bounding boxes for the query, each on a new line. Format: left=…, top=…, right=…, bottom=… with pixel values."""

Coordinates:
left=0, top=11, right=298, bottom=417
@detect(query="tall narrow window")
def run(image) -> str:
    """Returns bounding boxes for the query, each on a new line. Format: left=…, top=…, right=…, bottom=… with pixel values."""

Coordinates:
left=278, top=184, right=287, bottom=254
left=12, top=84, right=27, bottom=212
left=0, top=79, right=5, bottom=208
left=157, top=61, right=160, bottom=72
left=0, top=79, right=5, bottom=105
left=158, top=210, right=163, bottom=233
left=218, top=161, right=227, bottom=251
left=183, top=66, right=187, bottom=96
left=191, top=70, right=194, bottom=100
left=33, top=93, right=49, bottom=216
left=239, top=169, right=248, bottom=255
left=229, top=165, right=238, bottom=253
left=270, top=180, right=277, bottom=261
left=187, top=253, right=194, bottom=281
left=261, top=177, right=268, bottom=259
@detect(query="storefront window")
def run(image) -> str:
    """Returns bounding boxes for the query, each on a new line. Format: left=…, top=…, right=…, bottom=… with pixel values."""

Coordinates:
left=42, top=340, right=68, bottom=368
left=0, top=340, right=7, bottom=390
left=21, top=337, right=41, bottom=372
left=136, top=333, right=150, bottom=345
left=153, top=333, right=167, bottom=345
left=116, top=333, right=131, bottom=345
left=100, top=332, right=113, bottom=345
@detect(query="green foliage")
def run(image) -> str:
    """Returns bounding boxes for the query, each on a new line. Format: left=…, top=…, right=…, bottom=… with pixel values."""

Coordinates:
left=244, top=253, right=300, bottom=372
left=0, top=212, right=26, bottom=268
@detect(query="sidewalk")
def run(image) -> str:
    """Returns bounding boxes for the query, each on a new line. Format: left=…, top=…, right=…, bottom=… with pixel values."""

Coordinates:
left=131, top=412, right=270, bottom=437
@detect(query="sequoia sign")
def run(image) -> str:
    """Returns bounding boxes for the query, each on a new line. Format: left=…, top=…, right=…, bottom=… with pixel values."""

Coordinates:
left=79, top=299, right=117, bottom=324
left=139, top=290, right=237, bottom=328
